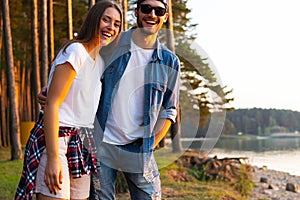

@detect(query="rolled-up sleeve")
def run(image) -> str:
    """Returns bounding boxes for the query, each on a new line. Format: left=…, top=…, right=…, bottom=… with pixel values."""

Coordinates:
left=159, top=57, right=180, bottom=123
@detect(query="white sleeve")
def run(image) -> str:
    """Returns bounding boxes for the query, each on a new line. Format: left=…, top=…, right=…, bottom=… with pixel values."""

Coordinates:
left=54, top=43, right=86, bottom=73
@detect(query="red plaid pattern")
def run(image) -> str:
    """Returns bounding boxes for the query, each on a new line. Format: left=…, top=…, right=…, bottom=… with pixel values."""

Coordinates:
left=15, top=111, right=97, bottom=200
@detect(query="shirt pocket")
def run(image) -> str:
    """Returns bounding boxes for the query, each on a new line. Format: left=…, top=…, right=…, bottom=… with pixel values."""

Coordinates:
left=151, top=82, right=167, bottom=112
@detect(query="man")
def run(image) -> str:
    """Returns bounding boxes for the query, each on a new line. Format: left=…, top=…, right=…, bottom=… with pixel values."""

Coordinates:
left=39, top=0, right=180, bottom=199
left=90, top=1, right=180, bottom=199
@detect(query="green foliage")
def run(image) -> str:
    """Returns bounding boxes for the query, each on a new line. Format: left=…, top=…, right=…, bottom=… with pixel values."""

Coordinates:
left=115, top=171, right=128, bottom=193
left=189, top=163, right=211, bottom=182
left=170, top=0, right=234, bottom=131
left=171, top=0, right=198, bottom=42
left=3, top=0, right=234, bottom=133
left=128, top=0, right=234, bottom=131
left=6, top=0, right=89, bottom=63
left=190, top=163, right=254, bottom=198
left=158, top=156, right=250, bottom=200
left=222, top=118, right=236, bottom=135
left=232, top=164, right=254, bottom=197
left=53, top=0, right=89, bottom=52
left=226, top=108, right=300, bottom=135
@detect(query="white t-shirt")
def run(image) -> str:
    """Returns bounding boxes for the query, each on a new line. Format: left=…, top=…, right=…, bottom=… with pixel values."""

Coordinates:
left=47, top=43, right=104, bottom=128
left=103, top=40, right=154, bottom=145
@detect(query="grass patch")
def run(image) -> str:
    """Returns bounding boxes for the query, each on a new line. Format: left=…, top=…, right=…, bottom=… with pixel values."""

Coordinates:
left=1, top=147, right=252, bottom=200
left=159, top=161, right=249, bottom=199
left=0, top=147, right=23, bottom=200
left=156, top=149, right=250, bottom=200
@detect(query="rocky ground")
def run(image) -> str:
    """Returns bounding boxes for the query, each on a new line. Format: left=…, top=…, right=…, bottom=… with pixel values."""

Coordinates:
left=251, top=166, right=300, bottom=200
left=115, top=165, right=300, bottom=200
left=116, top=151, right=300, bottom=200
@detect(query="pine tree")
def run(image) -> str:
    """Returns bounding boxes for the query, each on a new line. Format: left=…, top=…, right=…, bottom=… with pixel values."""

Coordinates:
left=1, top=0, right=23, bottom=159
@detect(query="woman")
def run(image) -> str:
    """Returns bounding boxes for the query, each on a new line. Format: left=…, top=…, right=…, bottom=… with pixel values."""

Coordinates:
left=15, top=1, right=122, bottom=199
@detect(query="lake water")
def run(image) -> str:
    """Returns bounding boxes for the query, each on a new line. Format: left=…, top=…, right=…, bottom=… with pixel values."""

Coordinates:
left=182, top=136, right=300, bottom=176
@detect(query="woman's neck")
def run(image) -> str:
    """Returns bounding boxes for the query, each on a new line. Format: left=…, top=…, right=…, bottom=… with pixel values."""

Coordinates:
left=83, top=41, right=101, bottom=60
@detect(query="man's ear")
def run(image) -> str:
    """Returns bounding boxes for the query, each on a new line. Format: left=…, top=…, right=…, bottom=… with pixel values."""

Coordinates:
left=134, top=8, right=138, bottom=17
left=163, top=13, right=169, bottom=23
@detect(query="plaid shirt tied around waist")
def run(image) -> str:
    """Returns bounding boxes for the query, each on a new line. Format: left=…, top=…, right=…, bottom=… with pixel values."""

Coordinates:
left=15, top=111, right=97, bottom=200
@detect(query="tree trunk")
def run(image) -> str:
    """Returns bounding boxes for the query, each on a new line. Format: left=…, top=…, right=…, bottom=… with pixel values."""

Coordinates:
left=15, top=60, right=21, bottom=120
left=121, top=0, right=127, bottom=31
left=89, top=0, right=95, bottom=9
left=166, top=0, right=182, bottom=152
left=41, top=0, right=49, bottom=86
left=1, top=0, right=23, bottom=159
left=67, top=0, right=73, bottom=39
left=0, top=9, right=4, bottom=147
left=27, top=70, right=32, bottom=120
left=170, top=106, right=183, bottom=153
left=0, top=70, right=5, bottom=147
left=166, top=0, right=175, bottom=52
left=48, top=0, right=54, bottom=62
left=1, top=70, right=8, bottom=147
left=115, top=0, right=127, bottom=31
left=20, top=59, right=26, bottom=120
left=31, top=0, right=41, bottom=118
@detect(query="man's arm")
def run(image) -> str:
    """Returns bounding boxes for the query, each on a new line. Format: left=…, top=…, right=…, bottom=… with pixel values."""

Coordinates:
left=38, top=86, right=48, bottom=109
left=153, top=55, right=181, bottom=147
left=153, top=118, right=172, bottom=148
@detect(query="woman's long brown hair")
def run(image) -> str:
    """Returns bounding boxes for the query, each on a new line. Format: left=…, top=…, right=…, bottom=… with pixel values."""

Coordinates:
left=53, top=0, right=122, bottom=61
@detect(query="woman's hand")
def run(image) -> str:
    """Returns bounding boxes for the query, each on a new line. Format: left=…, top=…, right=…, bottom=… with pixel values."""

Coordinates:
left=43, top=63, right=76, bottom=195
left=44, top=156, right=63, bottom=195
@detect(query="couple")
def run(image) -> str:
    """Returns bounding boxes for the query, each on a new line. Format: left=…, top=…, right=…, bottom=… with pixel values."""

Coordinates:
left=16, top=0, right=180, bottom=199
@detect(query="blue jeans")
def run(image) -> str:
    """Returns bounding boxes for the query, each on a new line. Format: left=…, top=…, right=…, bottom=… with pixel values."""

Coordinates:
left=89, top=139, right=161, bottom=200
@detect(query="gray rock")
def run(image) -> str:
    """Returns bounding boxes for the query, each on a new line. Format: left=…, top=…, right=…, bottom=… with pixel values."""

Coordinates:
left=268, top=184, right=279, bottom=190
left=252, top=166, right=300, bottom=199
left=286, top=183, right=300, bottom=193
left=260, top=176, right=269, bottom=183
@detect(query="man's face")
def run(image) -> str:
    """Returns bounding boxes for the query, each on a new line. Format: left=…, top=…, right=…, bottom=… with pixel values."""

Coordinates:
left=135, top=0, right=169, bottom=35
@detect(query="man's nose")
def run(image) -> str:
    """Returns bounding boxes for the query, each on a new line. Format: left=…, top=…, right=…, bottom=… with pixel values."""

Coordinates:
left=149, top=9, right=156, bottom=17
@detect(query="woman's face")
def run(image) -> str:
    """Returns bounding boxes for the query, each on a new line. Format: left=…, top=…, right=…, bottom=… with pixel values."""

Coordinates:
left=99, top=7, right=121, bottom=47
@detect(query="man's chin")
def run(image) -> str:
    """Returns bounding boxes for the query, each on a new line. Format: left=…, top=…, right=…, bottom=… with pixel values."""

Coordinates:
left=140, top=27, right=156, bottom=35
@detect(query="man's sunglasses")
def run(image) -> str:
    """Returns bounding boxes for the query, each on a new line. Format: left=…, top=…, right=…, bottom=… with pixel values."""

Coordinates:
left=140, top=4, right=166, bottom=16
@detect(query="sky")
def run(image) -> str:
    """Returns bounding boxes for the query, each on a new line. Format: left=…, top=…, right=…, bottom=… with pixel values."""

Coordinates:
left=186, top=0, right=300, bottom=112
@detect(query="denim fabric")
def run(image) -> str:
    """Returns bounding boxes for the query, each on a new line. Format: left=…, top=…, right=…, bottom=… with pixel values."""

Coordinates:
left=96, top=27, right=180, bottom=181
left=90, top=141, right=161, bottom=200
left=91, top=27, right=180, bottom=200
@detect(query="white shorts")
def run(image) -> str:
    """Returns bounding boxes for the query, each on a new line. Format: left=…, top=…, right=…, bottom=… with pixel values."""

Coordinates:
left=35, top=136, right=90, bottom=199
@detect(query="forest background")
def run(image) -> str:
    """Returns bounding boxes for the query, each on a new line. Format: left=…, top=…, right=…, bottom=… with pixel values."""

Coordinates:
left=1, top=0, right=240, bottom=160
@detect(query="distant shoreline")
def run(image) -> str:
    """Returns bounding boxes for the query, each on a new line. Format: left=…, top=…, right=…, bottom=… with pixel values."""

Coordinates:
left=208, top=148, right=300, bottom=177
left=180, top=132, right=300, bottom=141
left=269, top=132, right=300, bottom=138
